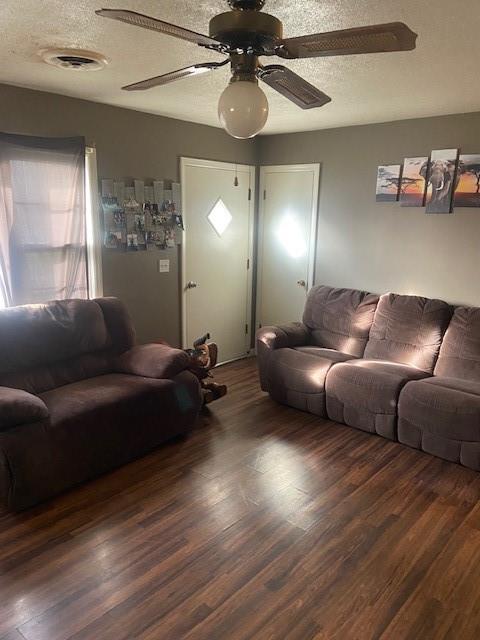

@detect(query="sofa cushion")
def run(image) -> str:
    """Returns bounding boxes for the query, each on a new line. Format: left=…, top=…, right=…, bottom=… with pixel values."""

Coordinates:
left=398, top=377, right=480, bottom=470
left=364, top=293, right=452, bottom=372
left=94, top=297, right=136, bottom=354
left=39, top=373, right=179, bottom=426
left=0, top=386, right=48, bottom=431
left=302, top=285, right=379, bottom=358
left=0, top=353, right=111, bottom=396
left=434, top=306, right=480, bottom=381
left=399, top=377, right=480, bottom=442
left=0, top=299, right=109, bottom=374
left=326, top=359, right=429, bottom=440
left=293, top=346, right=355, bottom=363
left=266, top=347, right=355, bottom=416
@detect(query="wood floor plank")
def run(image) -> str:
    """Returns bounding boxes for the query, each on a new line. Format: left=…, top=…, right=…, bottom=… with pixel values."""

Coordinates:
left=0, top=357, right=479, bottom=639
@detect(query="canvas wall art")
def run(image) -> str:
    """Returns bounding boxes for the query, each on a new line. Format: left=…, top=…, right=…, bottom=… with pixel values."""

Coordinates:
left=454, top=154, right=480, bottom=208
left=425, top=149, right=459, bottom=214
left=399, top=157, right=428, bottom=207
left=375, top=165, right=402, bottom=202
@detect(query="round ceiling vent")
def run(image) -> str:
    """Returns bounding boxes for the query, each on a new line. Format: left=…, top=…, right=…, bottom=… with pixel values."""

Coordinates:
left=39, top=48, right=108, bottom=71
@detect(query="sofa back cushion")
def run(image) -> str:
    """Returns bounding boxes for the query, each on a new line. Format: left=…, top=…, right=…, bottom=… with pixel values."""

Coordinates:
left=434, top=306, right=480, bottom=381
left=0, top=297, right=136, bottom=393
left=94, top=297, right=136, bottom=354
left=302, top=285, right=380, bottom=358
left=364, top=293, right=452, bottom=372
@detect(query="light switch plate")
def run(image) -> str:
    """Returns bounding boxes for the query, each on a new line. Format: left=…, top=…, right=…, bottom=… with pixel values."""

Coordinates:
left=158, top=259, right=170, bottom=273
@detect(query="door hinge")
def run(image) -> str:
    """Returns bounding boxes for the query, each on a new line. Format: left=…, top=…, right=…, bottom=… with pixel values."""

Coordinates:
left=245, top=323, right=249, bottom=334
left=263, top=189, right=266, bottom=200
left=248, top=187, right=252, bottom=201
left=247, top=258, right=250, bottom=270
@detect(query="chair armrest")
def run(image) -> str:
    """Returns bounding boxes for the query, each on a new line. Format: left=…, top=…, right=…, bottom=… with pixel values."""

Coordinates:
left=114, top=344, right=190, bottom=380
left=256, top=323, right=310, bottom=392
left=0, top=387, right=49, bottom=432
left=256, top=322, right=310, bottom=351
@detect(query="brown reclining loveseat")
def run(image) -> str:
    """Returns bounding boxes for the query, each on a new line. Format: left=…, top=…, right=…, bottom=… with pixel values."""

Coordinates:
left=0, top=297, right=202, bottom=510
left=257, top=284, right=480, bottom=471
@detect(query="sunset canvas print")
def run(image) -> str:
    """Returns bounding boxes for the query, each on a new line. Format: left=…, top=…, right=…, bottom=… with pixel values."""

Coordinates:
left=376, top=165, right=402, bottom=202
left=425, top=149, right=459, bottom=214
left=454, top=154, right=480, bottom=207
left=400, top=157, right=428, bottom=207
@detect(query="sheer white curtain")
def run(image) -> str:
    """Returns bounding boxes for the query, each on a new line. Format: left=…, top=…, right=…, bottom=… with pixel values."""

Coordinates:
left=0, top=133, right=87, bottom=307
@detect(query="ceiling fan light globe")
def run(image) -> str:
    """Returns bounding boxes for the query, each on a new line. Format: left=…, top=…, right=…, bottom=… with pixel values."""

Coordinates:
left=218, top=80, right=269, bottom=139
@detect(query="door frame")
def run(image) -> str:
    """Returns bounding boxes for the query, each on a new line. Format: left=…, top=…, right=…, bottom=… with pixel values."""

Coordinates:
left=180, top=157, right=256, bottom=354
left=256, top=163, right=320, bottom=329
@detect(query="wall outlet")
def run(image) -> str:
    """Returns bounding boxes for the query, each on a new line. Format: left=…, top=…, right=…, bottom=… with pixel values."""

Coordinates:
left=158, top=259, right=170, bottom=273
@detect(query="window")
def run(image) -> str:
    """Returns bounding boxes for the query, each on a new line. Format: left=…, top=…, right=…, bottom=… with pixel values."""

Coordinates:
left=0, top=134, right=102, bottom=308
left=85, top=147, right=103, bottom=299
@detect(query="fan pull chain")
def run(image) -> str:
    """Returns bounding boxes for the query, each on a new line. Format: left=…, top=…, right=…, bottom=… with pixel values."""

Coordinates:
left=234, top=162, right=239, bottom=187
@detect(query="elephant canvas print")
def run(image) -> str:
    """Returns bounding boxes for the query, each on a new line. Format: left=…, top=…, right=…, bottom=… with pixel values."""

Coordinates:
left=425, top=149, right=459, bottom=214
left=400, top=157, right=428, bottom=207
left=454, top=154, right=480, bottom=207
left=375, top=165, right=402, bottom=202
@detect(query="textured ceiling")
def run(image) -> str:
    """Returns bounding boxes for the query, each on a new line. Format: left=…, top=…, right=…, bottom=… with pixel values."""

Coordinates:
left=1, top=0, right=479, bottom=135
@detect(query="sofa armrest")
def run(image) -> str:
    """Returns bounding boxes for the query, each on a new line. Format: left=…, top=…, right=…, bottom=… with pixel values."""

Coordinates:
left=114, top=343, right=190, bottom=380
left=256, top=322, right=310, bottom=351
left=256, top=323, right=310, bottom=392
left=0, top=387, right=49, bottom=432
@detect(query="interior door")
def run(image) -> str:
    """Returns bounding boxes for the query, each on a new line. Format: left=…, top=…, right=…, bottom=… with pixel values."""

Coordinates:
left=181, top=158, right=254, bottom=364
left=257, top=164, right=320, bottom=328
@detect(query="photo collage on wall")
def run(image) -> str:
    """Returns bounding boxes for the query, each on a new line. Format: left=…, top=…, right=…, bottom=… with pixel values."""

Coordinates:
left=376, top=149, right=480, bottom=213
left=102, top=179, right=184, bottom=251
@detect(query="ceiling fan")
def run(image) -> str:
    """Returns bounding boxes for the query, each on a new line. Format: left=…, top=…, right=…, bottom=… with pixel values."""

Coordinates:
left=96, top=0, right=417, bottom=138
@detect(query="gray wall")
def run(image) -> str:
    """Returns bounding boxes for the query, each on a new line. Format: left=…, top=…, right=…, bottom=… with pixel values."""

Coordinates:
left=0, top=83, right=256, bottom=345
left=2, top=81, right=480, bottom=345
left=258, top=112, right=480, bottom=307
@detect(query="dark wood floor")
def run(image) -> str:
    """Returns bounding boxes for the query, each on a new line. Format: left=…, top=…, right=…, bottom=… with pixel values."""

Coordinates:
left=1, top=358, right=480, bottom=639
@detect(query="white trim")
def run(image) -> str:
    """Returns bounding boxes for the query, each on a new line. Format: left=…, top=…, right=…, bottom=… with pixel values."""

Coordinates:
left=85, top=147, right=103, bottom=298
left=256, top=163, right=320, bottom=329
left=180, top=157, right=256, bottom=358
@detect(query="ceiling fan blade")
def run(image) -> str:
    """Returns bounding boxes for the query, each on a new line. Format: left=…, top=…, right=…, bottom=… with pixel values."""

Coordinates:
left=122, top=61, right=228, bottom=91
left=277, top=22, right=417, bottom=59
left=96, top=9, right=222, bottom=48
left=258, top=65, right=331, bottom=109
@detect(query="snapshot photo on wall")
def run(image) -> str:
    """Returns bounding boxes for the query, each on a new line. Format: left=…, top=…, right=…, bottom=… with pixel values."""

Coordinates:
left=425, top=149, right=459, bottom=214
left=375, top=164, right=402, bottom=202
left=454, top=154, right=480, bottom=208
left=399, top=157, right=428, bottom=207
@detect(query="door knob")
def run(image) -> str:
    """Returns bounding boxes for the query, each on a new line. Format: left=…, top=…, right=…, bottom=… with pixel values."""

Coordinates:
left=186, top=281, right=198, bottom=289
left=297, top=280, right=306, bottom=288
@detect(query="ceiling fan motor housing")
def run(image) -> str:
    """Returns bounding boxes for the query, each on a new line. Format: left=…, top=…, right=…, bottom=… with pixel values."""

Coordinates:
left=228, top=0, right=266, bottom=9
left=209, top=10, right=282, bottom=54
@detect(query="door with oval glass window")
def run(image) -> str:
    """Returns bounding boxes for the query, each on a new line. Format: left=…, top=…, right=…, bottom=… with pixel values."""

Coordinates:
left=181, top=158, right=255, bottom=364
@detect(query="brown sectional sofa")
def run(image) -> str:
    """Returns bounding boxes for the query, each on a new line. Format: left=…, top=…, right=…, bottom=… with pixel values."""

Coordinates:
left=257, top=284, right=480, bottom=471
left=0, top=297, right=202, bottom=510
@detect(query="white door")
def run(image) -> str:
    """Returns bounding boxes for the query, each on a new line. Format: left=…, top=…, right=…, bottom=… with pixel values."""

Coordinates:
left=181, top=158, right=255, bottom=364
left=257, top=164, right=320, bottom=328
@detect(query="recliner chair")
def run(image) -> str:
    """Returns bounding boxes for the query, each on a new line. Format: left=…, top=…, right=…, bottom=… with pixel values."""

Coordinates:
left=256, top=285, right=380, bottom=417
left=398, top=306, right=480, bottom=470
left=325, top=293, right=452, bottom=440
